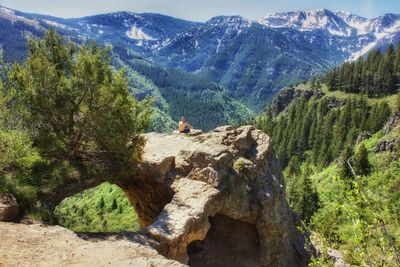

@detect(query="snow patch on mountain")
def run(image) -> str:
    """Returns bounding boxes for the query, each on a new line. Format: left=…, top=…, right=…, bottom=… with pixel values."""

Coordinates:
left=259, top=9, right=400, bottom=39
left=259, top=9, right=400, bottom=60
left=0, top=6, right=14, bottom=15
left=259, top=9, right=352, bottom=36
left=43, top=20, right=74, bottom=31
left=126, top=25, right=155, bottom=40
left=0, top=6, right=39, bottom=27
left=348, top=41, right=377, bottom=61
left=335, top=11, right=370, bottom=34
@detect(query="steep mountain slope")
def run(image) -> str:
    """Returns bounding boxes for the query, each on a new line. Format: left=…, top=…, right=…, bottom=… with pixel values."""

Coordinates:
left=151, top=10, right=400, bottom=109
left=7, top=6, right=201, bottom=56
left=259, top=9, right=400, bottom=60
left=0, top=6, right=251, bottom=131
left=1, top=5, right=400, bottom=112
left=255, top=46, right=400, bottom=265
left=153, top=16, right=343, bottom=109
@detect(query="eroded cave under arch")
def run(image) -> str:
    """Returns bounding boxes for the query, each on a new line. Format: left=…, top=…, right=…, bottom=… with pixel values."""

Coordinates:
left=187, top=214, right=261, bottom=267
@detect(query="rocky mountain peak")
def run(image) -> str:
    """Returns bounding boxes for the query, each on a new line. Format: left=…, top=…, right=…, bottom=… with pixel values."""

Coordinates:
left=259, top=8, right=400, bottom=38
left=259, top=9, right=351, bottom=35
left=206, top=15, right=253, bottom=30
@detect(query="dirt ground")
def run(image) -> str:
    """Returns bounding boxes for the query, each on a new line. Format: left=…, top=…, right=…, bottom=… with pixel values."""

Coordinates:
left=0, top=222, right=184, bottom=267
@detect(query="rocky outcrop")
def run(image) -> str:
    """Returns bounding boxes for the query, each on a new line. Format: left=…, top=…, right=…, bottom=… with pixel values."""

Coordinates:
left=128, top=125, right=308, bottom=266
left=356, top=131, right=372, bottom=144
left=375, top=137, right=400, bottom=153
left=269, top=86, right=340, bottom=115
left=383, top=112, right=400, bottom=134
left=0, top=192, right=19, bottom=222
left=16, top=125, right=308, bottom=266
left=327, top=249, right=348, bottom=267
left=270, top=87, right=316, bottom=115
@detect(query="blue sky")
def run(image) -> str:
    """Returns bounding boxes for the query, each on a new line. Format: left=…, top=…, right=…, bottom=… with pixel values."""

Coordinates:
left=1, top=0, right=400, bottom=21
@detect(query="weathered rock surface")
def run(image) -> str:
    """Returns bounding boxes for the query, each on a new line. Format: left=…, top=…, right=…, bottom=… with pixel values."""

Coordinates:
left=269, top=86, right=340, bottom=116
left=356, top=131, right=372, bottom=144
left=129, top=125, right=308, bottom=266
left=383, top=112, right=400, bottom=134
left=375, top=137, right=400, bottom=153
left=0, top=192, right=19, bottom=222
left=327, top=249, right=349, bottom=267
left=1, top=125, right=308, bottom=266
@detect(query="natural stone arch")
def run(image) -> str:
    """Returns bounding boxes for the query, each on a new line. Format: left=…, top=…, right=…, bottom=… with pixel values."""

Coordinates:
left=39, top=125, right=309, bottom=266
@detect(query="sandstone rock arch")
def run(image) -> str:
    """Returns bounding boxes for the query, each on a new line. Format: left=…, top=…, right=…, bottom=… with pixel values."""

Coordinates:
left=42, top=125, right=308, bottom=266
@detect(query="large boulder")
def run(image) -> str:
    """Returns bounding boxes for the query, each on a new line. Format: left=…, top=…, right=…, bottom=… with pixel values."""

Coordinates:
left=128, top=125, right=309, bottom=266
left=0, top=192, right=19, bottom=222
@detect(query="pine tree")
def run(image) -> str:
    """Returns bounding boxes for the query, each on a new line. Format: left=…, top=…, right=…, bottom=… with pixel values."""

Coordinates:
left=111, top=198, right=118, bottom=211
left=339, top=144, right=353, bottom=179
left=98, top=197, right=105, bottom=210
left=300, top=164, right=319, bottom=222
left=354, top=144, right=371, bottom=176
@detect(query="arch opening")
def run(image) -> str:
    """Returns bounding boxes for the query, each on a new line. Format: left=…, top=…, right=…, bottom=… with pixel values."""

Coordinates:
left=187, top=214, right=260, bottom=267
left=54, top=180, right=173, bottom=233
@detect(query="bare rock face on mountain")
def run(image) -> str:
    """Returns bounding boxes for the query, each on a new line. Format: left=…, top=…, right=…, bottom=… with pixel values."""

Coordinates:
left=2, top=125, right=307, bottom=266
left=383, top=112, right=400, bottom=134
left=122, top=125, right=308, bottom=266
left=0, top=192, right=19, bottom=222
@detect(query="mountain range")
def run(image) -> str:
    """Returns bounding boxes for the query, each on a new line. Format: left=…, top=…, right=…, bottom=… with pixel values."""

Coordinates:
left=1, top=5, right=400, bottom=123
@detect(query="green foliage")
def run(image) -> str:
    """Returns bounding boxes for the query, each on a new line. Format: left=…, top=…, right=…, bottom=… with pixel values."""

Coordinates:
left=256, top=95, right=390, bottom=168
left=396, top=92, right=400, bottom=113
left=309, top=149, right=400, bottom=266
left=233, top=157, right=249, bottom=171
left=257, top=63, right=400, bottom=265
left=338, top=144, right=353, bottom=180
left=353, top=144, right=371, bottom=176
left=127, top=60, right=253, bottom=131
left=11, top=29, right=153, bottom=162
left=0, top=30, right=153, bottom=224
left=284, top=159, right=319, bottom=222
left=262, top=102, right=400, bottom=265
left=0, top=57, right=43, bottom=208
left=325, top=44, right=400, bottom=96
left=55, top=183, right=140, bottom=232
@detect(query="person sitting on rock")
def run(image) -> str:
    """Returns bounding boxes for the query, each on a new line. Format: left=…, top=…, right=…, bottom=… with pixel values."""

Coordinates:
left=179, top=117, right=192, bottom=134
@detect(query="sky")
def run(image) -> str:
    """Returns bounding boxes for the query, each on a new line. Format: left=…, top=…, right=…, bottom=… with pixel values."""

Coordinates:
left=1, top=0, right=400, bottom=22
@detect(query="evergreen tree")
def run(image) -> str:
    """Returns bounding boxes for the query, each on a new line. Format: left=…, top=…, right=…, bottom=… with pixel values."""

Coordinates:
left=12, top=29, right=153, bottom=161
left=339, top=144, right=353, bottom=179
left=111, top=198, right=118, bottom=211
left=300, top=164, right=319, bottom=222
left=324, top=44, right=400, bottom=95
left=354, top=144, right=371, bottom=176
left=98, top=197, right=105, bottom=210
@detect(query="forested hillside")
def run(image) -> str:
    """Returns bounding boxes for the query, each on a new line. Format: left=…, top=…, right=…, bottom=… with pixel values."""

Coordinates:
left=256, top=46, right=400, bottom=266
left=325, top=44, right=400, bottom=96
left=127, top=60, right=253, bottom=130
